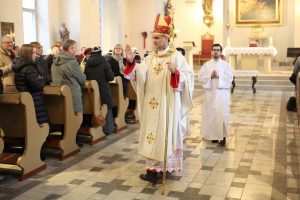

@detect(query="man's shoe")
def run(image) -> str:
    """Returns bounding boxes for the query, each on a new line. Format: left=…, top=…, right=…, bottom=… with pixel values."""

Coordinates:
left=218, top=137, right=226, bottom=146
left=211, top=140, right=219, bottom=143
left=139, top=171, right=157, bottom=185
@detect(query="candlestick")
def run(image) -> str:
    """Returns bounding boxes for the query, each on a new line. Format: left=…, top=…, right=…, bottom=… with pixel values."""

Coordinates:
left=227, top=36, right=231, bottom=47
left=269, top=36, right=273, bottom=46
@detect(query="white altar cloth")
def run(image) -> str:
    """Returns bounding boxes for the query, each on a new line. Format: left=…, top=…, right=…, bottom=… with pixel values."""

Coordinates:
left=224, top=47, right=277, bottom=56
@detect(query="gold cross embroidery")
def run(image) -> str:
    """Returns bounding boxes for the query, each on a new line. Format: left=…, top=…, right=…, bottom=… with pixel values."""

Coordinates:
left=146, top=132, right=155, bottom=144
left=153, top=63, right=163, bottom=75
left=149, top=97, right=158, bottom=109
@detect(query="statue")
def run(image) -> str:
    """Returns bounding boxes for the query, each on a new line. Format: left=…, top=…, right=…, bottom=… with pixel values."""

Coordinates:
left=202, top=0, right=213, bottom=16
left=59, top=23, right=70, bottom=42
left=202, top=0, right=214, bottom=27
left=164, top=0, right=174, bottom=17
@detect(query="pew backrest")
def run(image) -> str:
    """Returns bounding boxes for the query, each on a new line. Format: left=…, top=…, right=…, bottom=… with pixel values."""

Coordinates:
left=109, top=76, right=128, bottom=132
left=79, top=80, right=107, bottom=145
left=0, top=92, right=48, bottom=180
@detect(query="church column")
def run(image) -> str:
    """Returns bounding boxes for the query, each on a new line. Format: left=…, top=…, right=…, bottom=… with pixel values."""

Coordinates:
left=294, top=0, right=300, bottom=46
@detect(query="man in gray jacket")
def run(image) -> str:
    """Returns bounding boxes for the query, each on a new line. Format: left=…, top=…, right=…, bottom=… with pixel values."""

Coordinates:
left=51, top=39, right=86, bottom=113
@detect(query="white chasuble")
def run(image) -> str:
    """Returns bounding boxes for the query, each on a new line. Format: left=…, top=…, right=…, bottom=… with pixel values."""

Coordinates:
left=130, top=49, right=193, bottom=164
left=198, top=59, right=233, bottom=140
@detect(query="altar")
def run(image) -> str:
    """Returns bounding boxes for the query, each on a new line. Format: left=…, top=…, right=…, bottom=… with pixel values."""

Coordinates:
left=223, top=47, right=277, bottom=73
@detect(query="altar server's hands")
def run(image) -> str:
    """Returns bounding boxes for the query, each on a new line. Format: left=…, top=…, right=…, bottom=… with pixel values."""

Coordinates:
left=211, top=70, right=219, bottom=78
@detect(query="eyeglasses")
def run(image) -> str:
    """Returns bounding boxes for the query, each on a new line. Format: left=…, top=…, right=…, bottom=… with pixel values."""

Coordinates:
left=212, top=48, right=221, bottom=52
left=2, top=41, right=14, bottom=44
left=152, top=36, right=162, bottom=40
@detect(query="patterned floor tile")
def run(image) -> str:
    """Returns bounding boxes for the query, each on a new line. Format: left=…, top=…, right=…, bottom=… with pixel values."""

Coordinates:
left=0, top=90, right=298, bottom=200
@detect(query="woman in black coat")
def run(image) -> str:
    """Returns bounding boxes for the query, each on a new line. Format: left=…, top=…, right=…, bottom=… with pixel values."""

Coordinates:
left=12, top=44, right=49, bottom=124
left=105, top=44, right=128, bottom=96
left=85, top=47, right=115, bottom=134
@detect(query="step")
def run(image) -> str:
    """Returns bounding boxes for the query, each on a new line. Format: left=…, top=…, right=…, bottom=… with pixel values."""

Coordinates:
left=194, top=85, right=294, bottom=92
left=232, top=85, right=294, bottom=92
left=233, top=79, right=293, bottom=86
left=194, top=83, right=294, bottom=91
left=234, top=76, right=290, bottom=80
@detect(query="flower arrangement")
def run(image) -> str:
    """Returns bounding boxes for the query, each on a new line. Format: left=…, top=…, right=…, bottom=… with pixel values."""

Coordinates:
left=249, top=40, right=258, bottom=47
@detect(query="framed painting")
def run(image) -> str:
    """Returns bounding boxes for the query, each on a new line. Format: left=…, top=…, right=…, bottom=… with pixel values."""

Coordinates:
left=236, top=0, right=282, bottom=26
left=1, top=22, right=15, bottom=41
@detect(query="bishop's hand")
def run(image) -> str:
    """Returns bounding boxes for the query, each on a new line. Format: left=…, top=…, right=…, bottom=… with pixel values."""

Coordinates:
left=167, top=62, right=176, bottom=73
left=125, top=44, right=135, bottom=63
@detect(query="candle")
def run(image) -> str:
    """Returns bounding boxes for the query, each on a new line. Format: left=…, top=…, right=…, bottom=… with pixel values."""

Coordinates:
left=269, top=36, right=273, bottom=46
left=227, top=36, right=231, bottom=47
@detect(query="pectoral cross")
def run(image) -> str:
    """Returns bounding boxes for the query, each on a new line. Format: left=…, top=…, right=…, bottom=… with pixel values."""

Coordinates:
left=153, top=64, right=163, bottom=75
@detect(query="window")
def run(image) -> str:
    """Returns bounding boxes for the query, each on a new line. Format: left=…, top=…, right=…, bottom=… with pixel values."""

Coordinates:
left=22, top=0, right=36, bottom=43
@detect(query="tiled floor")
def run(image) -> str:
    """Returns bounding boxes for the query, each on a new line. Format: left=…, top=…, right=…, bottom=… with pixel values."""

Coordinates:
left=1, top=89, right=300, bottom=200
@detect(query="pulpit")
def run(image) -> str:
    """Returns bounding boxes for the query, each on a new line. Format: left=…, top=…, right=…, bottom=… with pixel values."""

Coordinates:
left=193, top=32, right=214, bottom=65
left=183, top=41, right=195, bottom=70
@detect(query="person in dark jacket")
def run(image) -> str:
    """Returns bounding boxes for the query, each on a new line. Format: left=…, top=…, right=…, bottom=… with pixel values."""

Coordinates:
left=30, top=42, right=51, bottom=85
left=85, top=46, right=115, bottom=134
left=12, top=44, right=49, bottom=124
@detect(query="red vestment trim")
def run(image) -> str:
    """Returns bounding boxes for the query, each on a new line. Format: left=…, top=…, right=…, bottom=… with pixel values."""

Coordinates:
left=123, top=60, right=136, bottom=75
left=170, top=69, right=180, bottom=88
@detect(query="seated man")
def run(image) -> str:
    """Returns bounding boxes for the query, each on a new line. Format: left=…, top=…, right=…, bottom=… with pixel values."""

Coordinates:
left=0, top=35, right=16, bottom=90
left=51, top=39, right=86, bottom=114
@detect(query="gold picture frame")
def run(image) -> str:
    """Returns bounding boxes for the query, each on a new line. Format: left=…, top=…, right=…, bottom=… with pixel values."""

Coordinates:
left=1, top=22, right=15, bottom=41
left=236, top=0, right=282, bottom=26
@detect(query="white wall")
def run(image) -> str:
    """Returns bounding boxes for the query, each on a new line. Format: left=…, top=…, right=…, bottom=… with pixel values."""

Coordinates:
left=294, top=0, right=300, bottom=46
left=173, top=0, right=223, bottom=54
left=1, top=0, right=300, bottom=60
left=102, top=0, right=124, bottom=53
left=227, top=0, right=295, bottom=62
left=125, top=0, right=157, bottom=54
left=60, top=0, right=80, bottom=51
left=48, top=0, right=61, bottom=48
left=37, top=0, right=50, bottom=53
left=79, top=0, right=101, bottom=49
left=0, top=0, right=24, bottom=46
left=104, top=0, right=224, bottom=56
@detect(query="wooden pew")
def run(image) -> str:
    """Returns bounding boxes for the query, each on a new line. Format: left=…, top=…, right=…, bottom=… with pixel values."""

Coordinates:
left=296, top=73, right=300, bottom=124
left=42, top=85, right=82, bottom=160
left=110, top=76, right=129, bottom=132
left=0, top=92, right=48, bottom=180
left=79, top=80, right=107, bottom=145
left=0, top=136, right=3, bottom=154
left=126, top=82, right=139, bottom=123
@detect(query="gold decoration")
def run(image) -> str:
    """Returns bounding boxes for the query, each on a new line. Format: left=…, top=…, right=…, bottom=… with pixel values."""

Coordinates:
left=153, top=49, right=174, bottom=58
left=146, top=132, right=155, bottom=144
left=149, top=97, right=159, bottom=109
left=153, top=64, right=164, bottom=75
left=202, top=0, right=214, bottom=27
